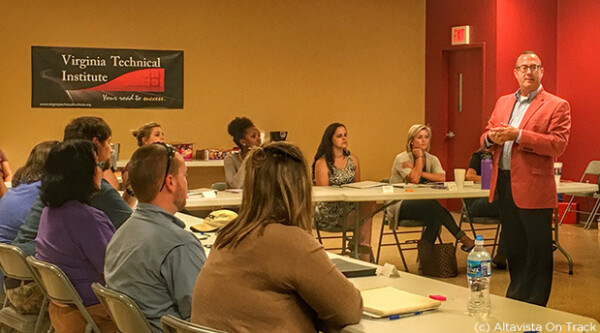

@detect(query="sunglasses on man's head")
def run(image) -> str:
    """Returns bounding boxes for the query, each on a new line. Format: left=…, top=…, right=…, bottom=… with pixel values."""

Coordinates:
left=153, top=142, right=176, bottom=191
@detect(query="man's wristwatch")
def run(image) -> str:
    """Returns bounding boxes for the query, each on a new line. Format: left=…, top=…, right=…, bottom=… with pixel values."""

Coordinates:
left=125, top=187, right=135, bottom=197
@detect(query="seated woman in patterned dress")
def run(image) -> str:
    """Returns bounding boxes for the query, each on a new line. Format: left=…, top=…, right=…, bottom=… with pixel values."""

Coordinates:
left=312, top=123, right=375, bottom=261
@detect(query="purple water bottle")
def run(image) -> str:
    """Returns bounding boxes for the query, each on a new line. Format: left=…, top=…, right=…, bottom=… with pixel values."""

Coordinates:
left=481, top=158, right=492, bottom=190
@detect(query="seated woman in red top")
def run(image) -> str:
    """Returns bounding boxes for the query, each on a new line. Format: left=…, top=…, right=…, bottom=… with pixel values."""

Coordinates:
left=35, top=140, right=117, bottom=333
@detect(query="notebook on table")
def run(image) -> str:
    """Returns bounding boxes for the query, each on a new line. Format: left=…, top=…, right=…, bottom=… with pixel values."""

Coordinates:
left=187, top=188, right=218, bottom=197
left=341, top=181, right=387, bottom=189
left=392, top=181, right=474, bottom=188
left=360, top=286, right=441, bottom=318
left=331, top=258, right=377, bottom=278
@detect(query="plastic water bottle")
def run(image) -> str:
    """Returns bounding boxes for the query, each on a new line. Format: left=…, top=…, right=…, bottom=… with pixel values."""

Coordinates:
left=481, top=158, right=492, bottom=190
left=467, top=235, right=491, bottom=317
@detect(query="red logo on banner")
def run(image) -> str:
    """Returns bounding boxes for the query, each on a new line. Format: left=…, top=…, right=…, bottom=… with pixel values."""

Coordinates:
left=83, top=68, right=164, bottom=92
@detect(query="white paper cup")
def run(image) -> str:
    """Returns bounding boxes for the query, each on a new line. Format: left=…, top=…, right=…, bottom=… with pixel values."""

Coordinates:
left=454, top=168, right=466, bottom=190
left=554, top=162, right=563, bottom=186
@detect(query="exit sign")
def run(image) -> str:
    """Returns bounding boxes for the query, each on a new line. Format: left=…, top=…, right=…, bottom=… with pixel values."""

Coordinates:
left=451, top=25, right=470, bottom=45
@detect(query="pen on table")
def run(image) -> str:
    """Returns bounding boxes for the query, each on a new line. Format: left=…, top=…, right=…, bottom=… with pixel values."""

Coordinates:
left=389, top=311, right=422, bottom=320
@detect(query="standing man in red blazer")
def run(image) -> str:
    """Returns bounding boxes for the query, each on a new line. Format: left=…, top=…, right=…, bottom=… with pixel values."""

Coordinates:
left=480, top=51, right=571, bottom=306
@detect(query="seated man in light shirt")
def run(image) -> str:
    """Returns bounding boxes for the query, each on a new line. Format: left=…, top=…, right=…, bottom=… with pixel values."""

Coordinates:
left=104, top=143, right=206, bottom=332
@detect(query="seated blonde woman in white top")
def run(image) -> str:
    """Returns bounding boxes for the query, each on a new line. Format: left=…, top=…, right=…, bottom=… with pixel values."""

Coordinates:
left=387, top=124, right=474, bottom=251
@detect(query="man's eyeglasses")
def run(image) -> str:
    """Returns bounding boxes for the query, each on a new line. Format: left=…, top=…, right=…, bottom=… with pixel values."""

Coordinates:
left=154, top=142, right=176, bottom=191
left=515, top=64, right=542, bottom=73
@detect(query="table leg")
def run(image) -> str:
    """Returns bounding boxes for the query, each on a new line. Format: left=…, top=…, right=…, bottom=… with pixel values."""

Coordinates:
left=353, top=203, right=360, bottom=259
left=553, top=206, right=574, bottom=275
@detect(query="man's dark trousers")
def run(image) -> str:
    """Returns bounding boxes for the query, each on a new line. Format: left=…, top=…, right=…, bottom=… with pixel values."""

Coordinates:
left=497, top=169, right=553, bottom=306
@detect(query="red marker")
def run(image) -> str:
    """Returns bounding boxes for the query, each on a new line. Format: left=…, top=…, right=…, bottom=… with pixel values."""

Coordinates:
left=429, top=295, right=446, bottom=301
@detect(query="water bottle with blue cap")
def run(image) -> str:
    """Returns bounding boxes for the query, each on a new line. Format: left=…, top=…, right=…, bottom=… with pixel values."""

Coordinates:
left=467, top=235, right=491, bottom=317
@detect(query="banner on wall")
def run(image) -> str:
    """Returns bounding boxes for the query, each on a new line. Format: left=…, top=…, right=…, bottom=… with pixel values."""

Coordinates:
left=32, top=46, right=183, bottom=108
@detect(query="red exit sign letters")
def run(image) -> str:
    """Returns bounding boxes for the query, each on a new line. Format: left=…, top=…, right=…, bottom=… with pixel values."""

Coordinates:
left=451, top=25, right=471, bottom=45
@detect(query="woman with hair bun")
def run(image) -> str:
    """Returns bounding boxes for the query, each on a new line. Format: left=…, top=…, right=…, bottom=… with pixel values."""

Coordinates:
left=122, top=122, right=165, bottom=207
left=224, top=117, right=262, bottom=189
left=132, top=122, right=165, bottom=147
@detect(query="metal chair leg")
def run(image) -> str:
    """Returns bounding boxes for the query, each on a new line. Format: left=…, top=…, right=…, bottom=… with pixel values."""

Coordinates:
left=392, top=229, right=409, bottom=272
left=341, top=219, right=348, bottom=256
left=584, top=200, right=600, bottom=229
left=375, top=216, right=386, bottom=264
left=454, top=207, right=465, bottom=251
left=314, top=220, right=323, bottom=244
left=34, top=297, right=49, bottom=333
left=490, top=223, right=501, bottom=257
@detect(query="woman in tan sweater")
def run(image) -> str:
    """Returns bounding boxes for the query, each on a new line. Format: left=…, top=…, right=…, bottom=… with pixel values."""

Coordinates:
left=191, top=141, right=363, bottom=332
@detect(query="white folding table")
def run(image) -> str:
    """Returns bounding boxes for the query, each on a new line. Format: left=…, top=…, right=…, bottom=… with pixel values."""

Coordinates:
left=176, top=214, right=600, bottom=332
left=330, top=254, right=599, bottom=333
left=184, top=182, right=599, bottom=273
